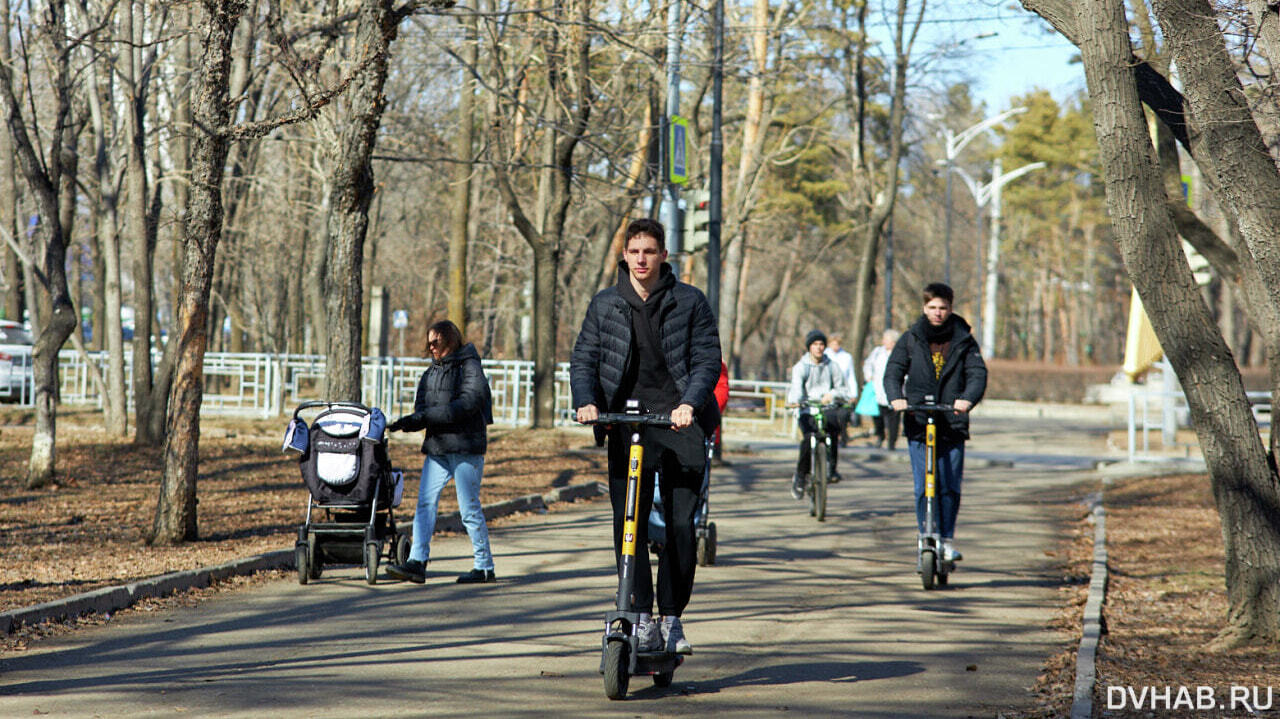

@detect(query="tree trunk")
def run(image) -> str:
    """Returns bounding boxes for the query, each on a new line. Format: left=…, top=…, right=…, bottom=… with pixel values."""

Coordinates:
left=305, top=169, right=330, bottom=357
left=152, top=0, right=245, bottom=545
left=0, top=0, right=78, bottom=488
left=323, top=0, right=400, bottom=403
left=719, top=0, right=770, bottom=370
left=0, top=114, right=16, bottom=323
left=447, top=12, right=477, bottom=332
left=124, top=0, right=159, bottom=444
left=85, top=57, right=128, bottom=436
left=1074, top=0, right=1280, bottom=646
left=487, top=0, right=592, bottom=428
left=846, top=0, right=916, bottom=374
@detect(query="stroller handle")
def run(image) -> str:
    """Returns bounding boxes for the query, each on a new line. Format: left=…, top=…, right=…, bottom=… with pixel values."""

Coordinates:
left=293, top=400, right=372, bottom=419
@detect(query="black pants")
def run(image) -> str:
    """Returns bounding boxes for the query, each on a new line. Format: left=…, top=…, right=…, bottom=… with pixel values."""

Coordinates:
left=796, top=412, right=841, bottom=476
left=607, top=426, right=701, bottom=618
left=873, top=405, right=901, bottom=449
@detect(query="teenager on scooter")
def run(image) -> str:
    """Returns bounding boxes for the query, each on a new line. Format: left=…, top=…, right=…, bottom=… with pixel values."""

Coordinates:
left=883, top=283, right=987, bottom=563
left=570, top=218, right=721, bottom=655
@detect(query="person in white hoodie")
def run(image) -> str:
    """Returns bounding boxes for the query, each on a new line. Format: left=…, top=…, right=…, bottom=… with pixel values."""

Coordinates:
left=787, top=329, right=851, bottom=500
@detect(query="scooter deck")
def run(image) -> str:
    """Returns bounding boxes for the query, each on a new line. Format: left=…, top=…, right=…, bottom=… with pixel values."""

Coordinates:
left=634, top=650, right=683, bottom=675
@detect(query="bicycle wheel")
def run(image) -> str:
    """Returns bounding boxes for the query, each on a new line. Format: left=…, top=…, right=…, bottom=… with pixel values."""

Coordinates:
left=813, top=448, right=828, bottom=522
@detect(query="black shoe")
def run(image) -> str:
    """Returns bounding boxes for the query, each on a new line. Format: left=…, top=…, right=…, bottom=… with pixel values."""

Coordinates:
left=828, top=471, right=842, bottom=484
left=456, top=568, right=496, bottom=584
left=387, top=559, right=426, bottom=584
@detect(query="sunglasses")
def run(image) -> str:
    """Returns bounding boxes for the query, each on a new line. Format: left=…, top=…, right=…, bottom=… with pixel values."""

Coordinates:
left=428, top=338, right=442, bottom=348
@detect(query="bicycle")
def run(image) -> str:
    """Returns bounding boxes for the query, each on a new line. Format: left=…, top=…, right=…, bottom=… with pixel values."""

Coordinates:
left=902, top=397, right=957, bottom=590
left=584, top=401, right=686, bottom=699
left=788, top=400, right=844, bottom=522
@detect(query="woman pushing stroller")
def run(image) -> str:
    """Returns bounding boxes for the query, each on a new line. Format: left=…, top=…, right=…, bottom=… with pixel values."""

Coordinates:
left=385, top=319, right=497, bottom=585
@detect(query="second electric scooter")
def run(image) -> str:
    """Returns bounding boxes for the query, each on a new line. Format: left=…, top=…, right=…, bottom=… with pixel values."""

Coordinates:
left=904, top=397, right=957, bottom=590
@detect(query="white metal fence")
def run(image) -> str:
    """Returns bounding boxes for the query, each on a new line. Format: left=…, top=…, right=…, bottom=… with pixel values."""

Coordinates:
left=1126, top=362, right=1271, bottom=461
left=46, top=350, right=797, bottom=435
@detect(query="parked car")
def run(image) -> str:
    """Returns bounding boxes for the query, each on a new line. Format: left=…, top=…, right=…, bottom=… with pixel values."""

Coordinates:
left=0, top=319, right=34, bottom=401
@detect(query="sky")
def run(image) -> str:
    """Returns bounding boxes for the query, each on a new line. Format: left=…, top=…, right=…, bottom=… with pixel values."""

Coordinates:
left=902, top=1, right=1087, bottom=113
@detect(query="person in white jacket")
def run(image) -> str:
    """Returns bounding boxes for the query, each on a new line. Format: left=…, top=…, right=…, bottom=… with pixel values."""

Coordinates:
left=863, top=329, right=902, bottom=449
left=787, top=329, right=851, bottom=499
left=824, top=333, right=859, bottom=446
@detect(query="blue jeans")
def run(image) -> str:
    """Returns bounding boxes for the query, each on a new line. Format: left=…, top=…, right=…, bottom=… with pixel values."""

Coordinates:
left=908, top=439, right=964, bottom=539
left=410, top=453, right=494, bottom=571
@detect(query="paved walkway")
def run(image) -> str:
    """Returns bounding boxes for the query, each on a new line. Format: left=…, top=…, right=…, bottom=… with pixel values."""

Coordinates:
left=0, top=405, right=1131, bottom=717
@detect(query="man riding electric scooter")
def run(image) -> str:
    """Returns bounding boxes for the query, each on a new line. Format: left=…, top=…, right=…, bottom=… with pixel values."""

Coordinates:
left=884, top=282, right=987, bottom=565
left=570, top=217, right=721, bottom=659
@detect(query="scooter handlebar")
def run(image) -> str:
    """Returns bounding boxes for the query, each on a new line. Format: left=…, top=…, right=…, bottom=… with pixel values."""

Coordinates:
left=584, top=412, right=674, bottom=427
left=902, top=403, right=958, bottom=414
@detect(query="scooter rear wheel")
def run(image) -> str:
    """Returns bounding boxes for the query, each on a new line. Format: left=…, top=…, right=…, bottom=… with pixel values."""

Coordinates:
left=653, top=670, right=674, bottom=687
left=603, top=639, right=631, bottom=699
left=921, top=549, right=937, bottom=590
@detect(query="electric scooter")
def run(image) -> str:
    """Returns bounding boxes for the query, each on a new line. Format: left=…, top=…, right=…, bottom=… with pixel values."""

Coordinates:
left=904, top=397, right=957, bottom=590
left=586, top=401, right=685, bottom=699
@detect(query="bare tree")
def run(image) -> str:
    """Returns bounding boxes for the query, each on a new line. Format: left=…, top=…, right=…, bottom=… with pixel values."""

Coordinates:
left=485, top=0, right=594, bottom=427
left=1021, top=0, right=1280, bottom=646
left=0, top=0, right=82, bottom=488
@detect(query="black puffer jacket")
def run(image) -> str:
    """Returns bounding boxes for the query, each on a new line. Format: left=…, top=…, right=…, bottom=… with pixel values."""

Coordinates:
left=883, top=314, right=987, bottom=443
left=570, top=262, right=721, bottom=427
left=397, top=343, right=490, bottom=455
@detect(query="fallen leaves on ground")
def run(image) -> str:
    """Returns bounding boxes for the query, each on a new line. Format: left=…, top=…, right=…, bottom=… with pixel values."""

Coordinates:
left=0, top=410, right=604, bottom=627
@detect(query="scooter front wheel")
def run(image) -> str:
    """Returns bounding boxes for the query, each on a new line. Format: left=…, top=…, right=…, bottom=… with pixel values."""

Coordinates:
left=653, top=670, right=674, bottom=687
left=603, top=639, right=631, bottom=699
left=920, top=549, right=937, bottom=590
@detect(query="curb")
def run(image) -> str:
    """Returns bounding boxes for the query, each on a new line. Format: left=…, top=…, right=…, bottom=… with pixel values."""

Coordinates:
left=0, top=479, right=607, bottom=635
left=1070, top=496, right=1109, bottom=719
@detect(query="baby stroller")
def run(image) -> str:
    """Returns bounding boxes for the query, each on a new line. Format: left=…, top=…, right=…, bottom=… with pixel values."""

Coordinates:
left=286, top=401, right=409, bottom=585
left=647, top=434, right=717, bottom=566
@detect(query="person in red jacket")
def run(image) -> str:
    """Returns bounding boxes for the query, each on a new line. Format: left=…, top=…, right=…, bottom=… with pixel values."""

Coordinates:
left=713, top=361, right=729, bottom=451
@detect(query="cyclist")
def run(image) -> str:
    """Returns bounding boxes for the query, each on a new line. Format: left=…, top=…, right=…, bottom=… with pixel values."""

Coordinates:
left=787, top=329, right=852, bottom=500
left=883, top=283, right=987, bottom=562
left=570, top=218, right=721, bottom=655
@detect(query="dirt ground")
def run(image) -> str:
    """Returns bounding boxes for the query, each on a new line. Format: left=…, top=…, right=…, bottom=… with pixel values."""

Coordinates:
left=2, top=408, right=1278, bottom=715
left=0, top=408, right=605, bottom=616
left=1005, top=472, right=1280, bottom=718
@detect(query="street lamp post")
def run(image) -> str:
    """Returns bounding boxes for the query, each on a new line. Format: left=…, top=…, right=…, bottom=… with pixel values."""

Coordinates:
left=938, top=107, right=1028, bottom=286
left=951, top=158, right=1046, bottom=358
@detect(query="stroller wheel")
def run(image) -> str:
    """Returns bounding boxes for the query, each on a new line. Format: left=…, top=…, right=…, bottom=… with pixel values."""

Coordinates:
left=697, top=522, right=717, bottom=567
left=395, top=533, right=411, bottom=566
left=364, top=542, right=380, bottom=585
left=308, top=537, right=323, bottom=579
left=295, top=543, right=310, bottom=585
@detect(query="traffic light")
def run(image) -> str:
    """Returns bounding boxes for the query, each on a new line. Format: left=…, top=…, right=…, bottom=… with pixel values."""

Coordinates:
left=684, top=190, right=711, bottom=252
left=1181, top=240, right=1211, bottom=287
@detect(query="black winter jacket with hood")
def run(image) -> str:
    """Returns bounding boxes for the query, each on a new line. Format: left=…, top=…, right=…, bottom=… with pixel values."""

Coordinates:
left=882, top=314, right=987, bottom=443
left=397, top=342, right=490, bottom=455
left=570, top=261, right=722, bottom=432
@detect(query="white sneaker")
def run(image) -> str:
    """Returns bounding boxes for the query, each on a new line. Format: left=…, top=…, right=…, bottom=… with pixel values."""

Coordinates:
left=636, top=616, right=663, bottom=652
left=660, top=615, right=693, bottom=654
left=941, top=541, right=963, bottom=562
